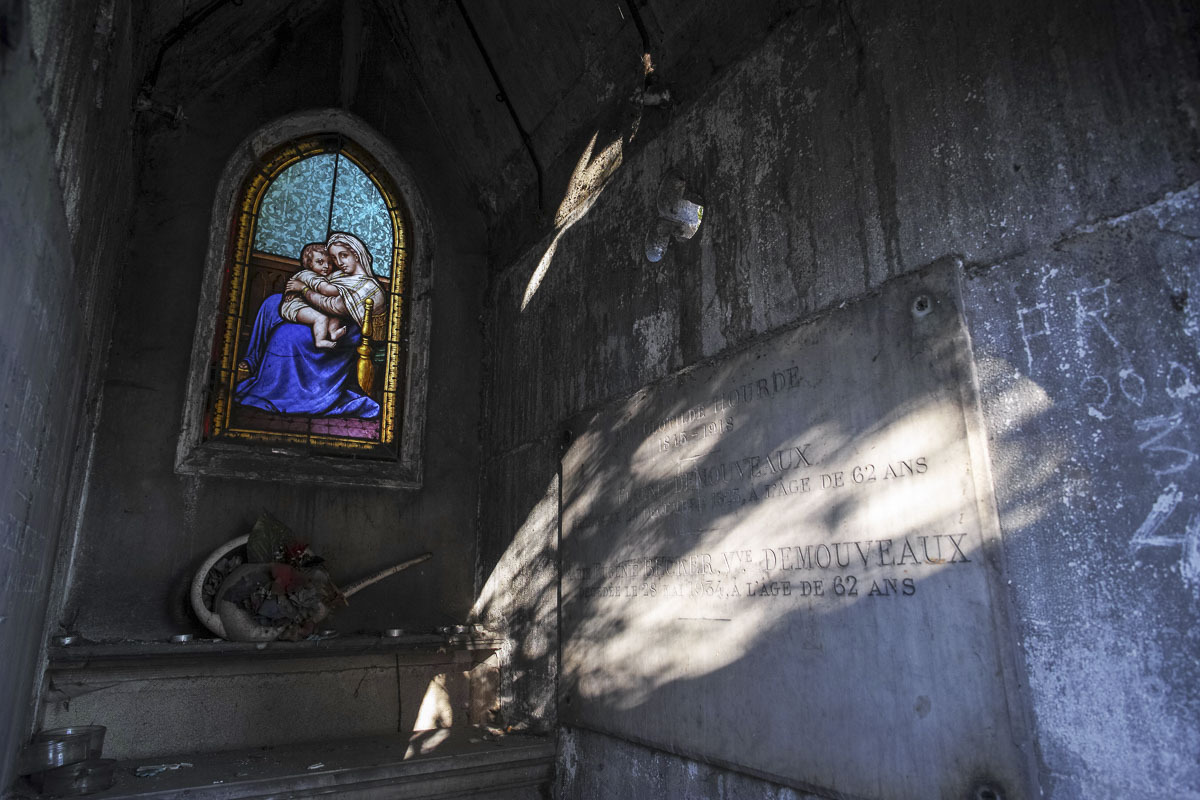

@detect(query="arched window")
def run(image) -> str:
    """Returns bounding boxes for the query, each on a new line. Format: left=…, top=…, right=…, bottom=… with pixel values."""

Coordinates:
left=178, top=115, right=430, bottom=488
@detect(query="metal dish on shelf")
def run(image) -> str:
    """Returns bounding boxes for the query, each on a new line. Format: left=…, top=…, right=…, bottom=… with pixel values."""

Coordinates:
left=19, top=726, right=106, bottom=774
left=33, top=758, right=117, bottom=796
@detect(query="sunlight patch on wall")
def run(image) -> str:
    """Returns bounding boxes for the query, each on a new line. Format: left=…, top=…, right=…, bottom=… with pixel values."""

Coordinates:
left=521, top=132, right=623, bottom=311
left=413, top=676, right=455, bottom=731
left=404, top=728, right=450, bottom=758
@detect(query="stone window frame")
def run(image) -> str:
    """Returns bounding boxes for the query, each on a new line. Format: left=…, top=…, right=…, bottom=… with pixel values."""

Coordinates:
left=176, top=110, right=431, bottom=489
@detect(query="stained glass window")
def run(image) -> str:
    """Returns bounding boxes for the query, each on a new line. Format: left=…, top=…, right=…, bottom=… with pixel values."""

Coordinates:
left=253, top=153, right=394, bottom=278
left=201, top=134, right=409, bottom=458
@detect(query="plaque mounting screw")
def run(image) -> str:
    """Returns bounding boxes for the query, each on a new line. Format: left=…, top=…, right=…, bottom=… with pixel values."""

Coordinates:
left=911, top=294, right=933, bottom=318
left=974, top=784, right=1004, bottom=800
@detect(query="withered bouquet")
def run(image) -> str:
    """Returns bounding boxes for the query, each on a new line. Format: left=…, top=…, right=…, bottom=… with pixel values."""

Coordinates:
left=219, top=512, right=345, bottom=641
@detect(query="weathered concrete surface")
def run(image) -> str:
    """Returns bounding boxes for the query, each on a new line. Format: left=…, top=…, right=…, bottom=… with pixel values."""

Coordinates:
left=475, top=0, right=1200, bottom=797
left=557, top=727, right=824, bottom=800
left=131, top=0, right=330, bottom=105
left=484, top=0, right=1200, bottom=458
left=45, top=655, right=401, bottom=760
left=61, top=1, right=487, bottom=642
left=471, top=448, right=560, bottom=734
left=558, top=261, right=1033, bottom=798
left=964, top=185, right=1200, bottom=800
left=0, top=0, right=138, bottom=789
left=5, top=730, right=554, bottom=800
left=41, top=647, right=493, bottom=760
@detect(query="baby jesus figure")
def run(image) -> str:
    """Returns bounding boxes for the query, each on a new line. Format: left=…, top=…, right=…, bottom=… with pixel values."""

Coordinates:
left=280, top=243, right=348, bottom=349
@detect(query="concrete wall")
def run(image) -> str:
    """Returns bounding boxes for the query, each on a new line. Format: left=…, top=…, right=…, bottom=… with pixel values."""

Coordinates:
left=43, top=645, right=498, bottom=760
left=477, top=0, right=1200, bottom=797
left=964, top=187, right=1200, bottom=799
left=557, top=727, right=822, bottom=800
left=0, top=0, right=138, bottom=788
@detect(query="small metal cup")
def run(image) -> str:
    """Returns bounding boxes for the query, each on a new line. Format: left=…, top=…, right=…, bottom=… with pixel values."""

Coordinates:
left=34, top=758, right=117, bottom=795
left=19, top=726, right=105, bottom=775
left=34, top=726, right=106, bottom=759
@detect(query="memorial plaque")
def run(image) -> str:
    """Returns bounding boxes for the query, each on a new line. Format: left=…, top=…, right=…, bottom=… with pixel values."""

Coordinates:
left=561, top=262, right=1034, bottom=800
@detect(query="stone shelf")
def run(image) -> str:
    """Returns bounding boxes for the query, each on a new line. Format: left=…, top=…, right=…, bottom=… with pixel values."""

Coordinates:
left=39, top=635, right=508, bottom=761
left=5, top=729, right=553, bottom=799
left=47, top=633, right=505, bottom=668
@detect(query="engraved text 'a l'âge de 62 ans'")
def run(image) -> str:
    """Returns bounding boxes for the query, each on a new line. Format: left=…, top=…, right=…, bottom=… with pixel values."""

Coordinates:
left=572, top=531, right=971, bottom=603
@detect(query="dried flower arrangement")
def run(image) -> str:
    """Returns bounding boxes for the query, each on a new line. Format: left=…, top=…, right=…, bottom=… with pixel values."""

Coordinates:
left=192, top=511, right=433, bottom=643
left=214, top=512, right=344, bottom=641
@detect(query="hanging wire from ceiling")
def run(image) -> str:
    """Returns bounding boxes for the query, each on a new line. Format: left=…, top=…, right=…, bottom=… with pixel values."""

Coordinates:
left=453, top=0, right=544, bottom=211
left=326, top=136, right=345, bottom=242
left=141, top=0, right=233, bottom=96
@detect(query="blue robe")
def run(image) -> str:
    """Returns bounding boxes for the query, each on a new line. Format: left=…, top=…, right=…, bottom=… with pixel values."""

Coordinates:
left=234, top=293, right=379, bottom=419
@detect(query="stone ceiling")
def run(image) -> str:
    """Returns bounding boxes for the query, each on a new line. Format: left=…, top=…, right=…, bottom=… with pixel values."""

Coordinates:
left=133, top=0, right=797, bottom=227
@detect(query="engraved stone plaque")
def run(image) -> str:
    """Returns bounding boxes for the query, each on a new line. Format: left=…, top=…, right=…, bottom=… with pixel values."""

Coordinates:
left=561, top=262, right=1034, bottom=800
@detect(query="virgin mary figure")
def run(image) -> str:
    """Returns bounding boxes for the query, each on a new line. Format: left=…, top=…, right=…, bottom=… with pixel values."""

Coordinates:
left=234, top=232, right=386, bottom=419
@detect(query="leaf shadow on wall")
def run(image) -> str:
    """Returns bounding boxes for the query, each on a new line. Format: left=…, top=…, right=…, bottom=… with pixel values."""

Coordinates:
left=473, top=265, right=1067, bottom=798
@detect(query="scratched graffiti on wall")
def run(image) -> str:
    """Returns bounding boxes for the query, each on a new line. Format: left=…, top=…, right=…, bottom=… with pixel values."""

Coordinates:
left=965, top=187, right=1200, bottom=798
left=1012, top=264, right=1199, bottom=595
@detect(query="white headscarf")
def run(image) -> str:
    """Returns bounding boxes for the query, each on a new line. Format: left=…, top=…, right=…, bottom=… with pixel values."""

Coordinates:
left=325, top=231, right=374, bottom=276
left=320, top=231, right=384, bottom=328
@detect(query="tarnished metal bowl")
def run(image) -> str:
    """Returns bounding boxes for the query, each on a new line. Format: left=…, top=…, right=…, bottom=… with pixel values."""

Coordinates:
left=33, top=758, right=117, bottom=796
left=19, top=726, right=105, bottom=774
left=34, top=726, right=106, bottom=758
